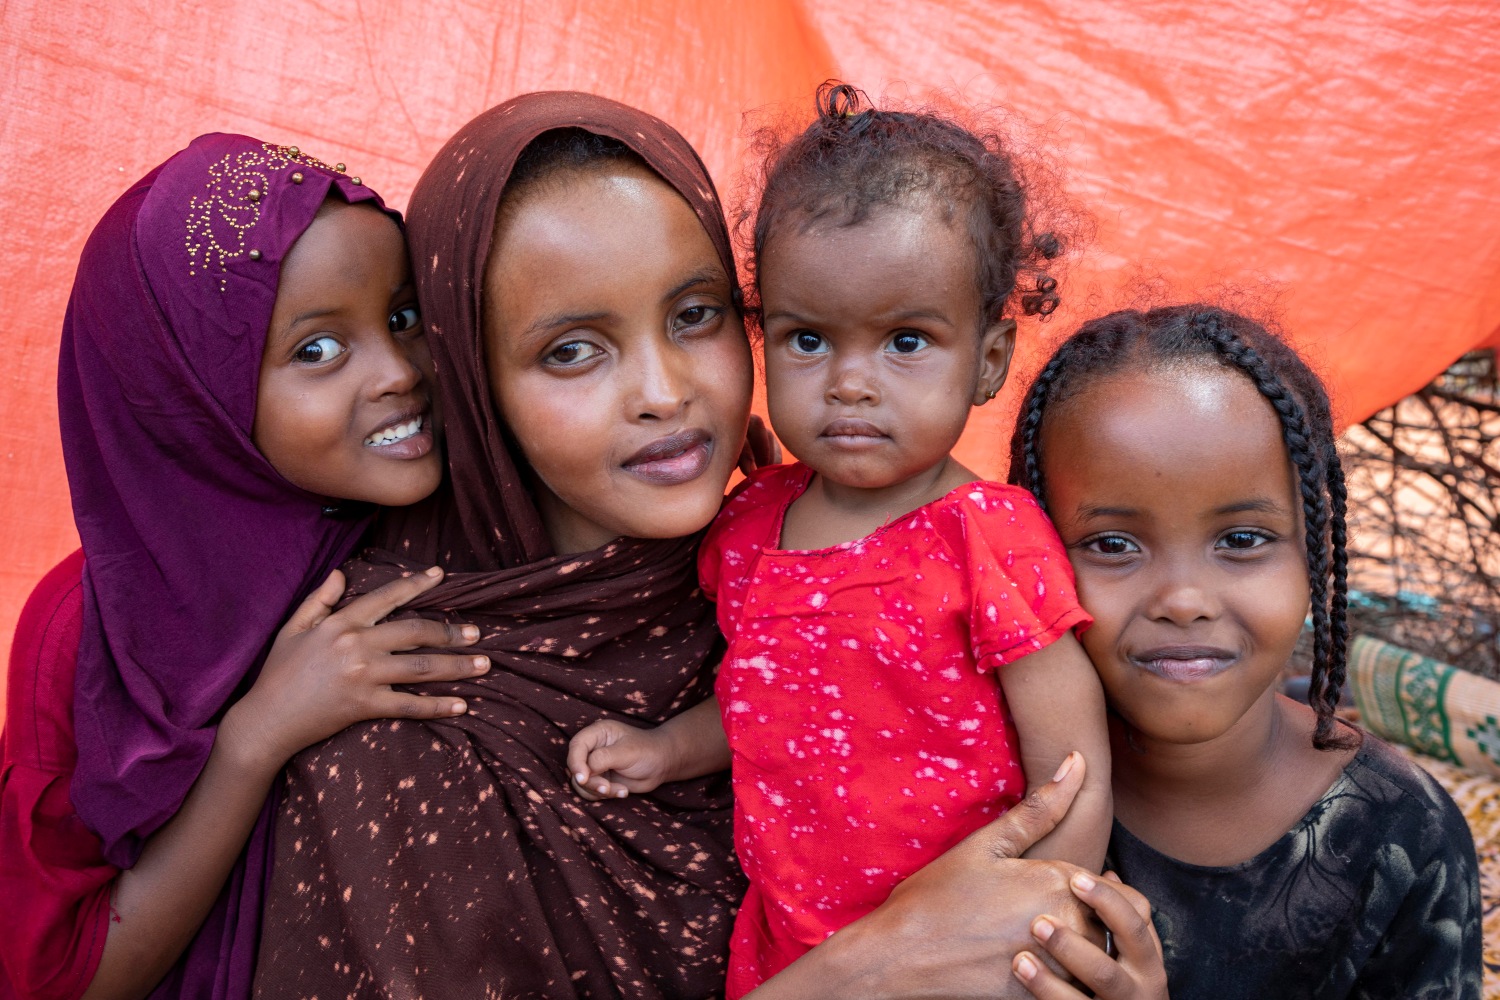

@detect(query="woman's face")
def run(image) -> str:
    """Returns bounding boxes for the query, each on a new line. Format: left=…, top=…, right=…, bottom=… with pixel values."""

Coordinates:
left=483, top=163, right=753, bottom=555
left=253, top=200, right=443, bottom=506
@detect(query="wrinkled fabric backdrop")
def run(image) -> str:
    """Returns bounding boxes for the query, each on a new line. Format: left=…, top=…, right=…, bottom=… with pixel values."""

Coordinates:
left=3, top=1, right=1499, bottom=692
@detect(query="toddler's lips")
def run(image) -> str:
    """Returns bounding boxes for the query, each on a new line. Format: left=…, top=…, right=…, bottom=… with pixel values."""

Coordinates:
left=1131, top=646, right=1237, bottom=682
left=819, top=418, right=887, bottom=448
left=622, top=429, right=714, bottom=486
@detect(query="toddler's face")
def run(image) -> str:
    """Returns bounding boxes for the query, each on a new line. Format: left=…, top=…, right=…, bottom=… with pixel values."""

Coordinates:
left=482, top=164, right=752, bottom=555
left=758, top=204, right=1013, bottom=491
left=254, top=200, right=442, bottom=507
left=1041, top=364, right=1310, bottom=747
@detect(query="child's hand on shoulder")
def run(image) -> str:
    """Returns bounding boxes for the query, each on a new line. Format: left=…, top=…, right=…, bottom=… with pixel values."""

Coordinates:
left=222, top=567, right=487, bottom=771
left=567, top=719, right=676, bottom=800
left=1013, top=871, right=1168, bottom=999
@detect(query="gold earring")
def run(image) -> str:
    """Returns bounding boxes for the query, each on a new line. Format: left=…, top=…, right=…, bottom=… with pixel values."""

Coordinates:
left=984, top=388, right=997, bottom=401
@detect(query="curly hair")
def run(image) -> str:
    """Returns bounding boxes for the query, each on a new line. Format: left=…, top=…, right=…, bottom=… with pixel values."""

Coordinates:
left=1008, top=304, right=1353, bottom=752
left=741, top=81, right=1065, bottom=329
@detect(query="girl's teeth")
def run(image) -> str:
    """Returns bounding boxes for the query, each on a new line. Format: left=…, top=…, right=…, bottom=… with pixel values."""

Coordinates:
left=365, top=416, right=423, bottom=446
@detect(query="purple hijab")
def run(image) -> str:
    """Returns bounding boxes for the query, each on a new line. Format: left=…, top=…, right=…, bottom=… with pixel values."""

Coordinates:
left=59, top=133, right=393, bottom=999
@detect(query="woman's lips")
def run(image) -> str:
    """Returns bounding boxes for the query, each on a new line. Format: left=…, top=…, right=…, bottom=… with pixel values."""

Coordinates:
left=622, top=429, right=714, bottom=486
left=819, top=417, right=887, bottom=449
left=363, top=409, right=434, bottom=460
left=1131, top=646, right=1237, bottom=682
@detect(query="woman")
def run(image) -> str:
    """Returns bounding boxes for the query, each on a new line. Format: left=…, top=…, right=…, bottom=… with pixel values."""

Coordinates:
left=254, top=93, right=1099, bottom=1000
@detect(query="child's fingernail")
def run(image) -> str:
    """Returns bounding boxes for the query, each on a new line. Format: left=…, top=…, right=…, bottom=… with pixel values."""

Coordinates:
left=1014, top=953, right=1038, bottom=981
left=473, top=656, right=490, bottom=672
left=575, top=773, right=588, bottom=784
left=616, top=789, right=628, bottom=798
left=1072, top=872, right=1096, bottom=892
left=1032, top=916, right=1055, bottom=942
left=450, top=700, right=467, bottom=714
left=1052, top=751, right=1077, bottom=783
left=462, top=625, right=480, bottom=641
left=426, top=565, right=443, bottom=577
left=597, top=783, right=609, bottom=794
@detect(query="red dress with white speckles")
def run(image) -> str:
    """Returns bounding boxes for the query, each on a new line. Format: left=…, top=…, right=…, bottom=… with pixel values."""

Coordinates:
left=700, top=463, right=1092, bottom=996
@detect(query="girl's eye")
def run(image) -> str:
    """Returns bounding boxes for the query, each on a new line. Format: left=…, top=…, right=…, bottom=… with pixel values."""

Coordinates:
left=791, top=331, right=827, bottom=355
left=388, top=305, right=421, bottom=334
left=888, top=332, right=929, bottom=354
left=675, top=304, right=719, bottom=329
left=292, top=335, right=346, bottom=365
left=1219, top=530, right=1271, bottom=550
left=1085, top=534, right=1138, bottom=556
left=546, top=340, right=603, bottom=366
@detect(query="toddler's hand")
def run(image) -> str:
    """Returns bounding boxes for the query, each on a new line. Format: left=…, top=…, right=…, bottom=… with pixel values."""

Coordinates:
left=737, top=414, right=783, bottom=476
left=1013, top=871, right=1168, bottom=999
left=567, top=719, right=676, bottom=800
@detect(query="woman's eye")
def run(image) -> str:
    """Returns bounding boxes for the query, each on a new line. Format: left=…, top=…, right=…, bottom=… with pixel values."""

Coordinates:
left=292, top=335, right=346, bottom=365
left=389, top=305, right=422, bottom=334
left=1086, top=534, right=1138, bottom=556
left=888, top=332, right=929, bottom=354
left=546, top=340, right=602, bottom=366
left=676, top=304, right=719, bottom=329
left=1219, top=530, right=1270, bottom=550
left=791, top=331, right=827, bottom=355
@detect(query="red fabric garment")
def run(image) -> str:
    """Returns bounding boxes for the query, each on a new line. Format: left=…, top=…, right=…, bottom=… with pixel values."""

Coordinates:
left=701, top=464, right=1092, bottom=996
left=0, top=550, right=114, bottom=1000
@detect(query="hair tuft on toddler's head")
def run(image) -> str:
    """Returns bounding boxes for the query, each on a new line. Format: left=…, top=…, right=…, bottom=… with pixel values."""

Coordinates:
left=737, top=80, right=1078, bottom=335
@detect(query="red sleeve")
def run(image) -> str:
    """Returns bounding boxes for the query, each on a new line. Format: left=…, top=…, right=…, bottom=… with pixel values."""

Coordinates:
left=697, top=464, right=799, bottom=603
left=945, top=484, right=1092, bottom=672
left=1, top=549, right=116, bottom=1000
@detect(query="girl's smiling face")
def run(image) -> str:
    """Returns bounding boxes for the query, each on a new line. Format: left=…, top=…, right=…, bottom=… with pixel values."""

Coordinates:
left=1041, top=363, right=1311, bottom=747
left=758, top=203, right=1013, bottom=492
left=253, top=200, right=442, bottom=506
left=482, top=163, right=752, bottom=555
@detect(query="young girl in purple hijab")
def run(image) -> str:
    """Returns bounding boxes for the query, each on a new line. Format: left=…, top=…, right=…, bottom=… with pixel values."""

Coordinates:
left=0, top=133, right=486, bottom=1000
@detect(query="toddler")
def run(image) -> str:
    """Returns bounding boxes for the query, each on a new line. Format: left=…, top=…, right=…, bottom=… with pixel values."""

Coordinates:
left=569, top=84, right=1112, bottom=996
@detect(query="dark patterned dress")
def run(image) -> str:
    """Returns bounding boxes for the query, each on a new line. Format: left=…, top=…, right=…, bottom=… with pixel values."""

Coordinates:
left=1108, top=734, right=1482, bottom=999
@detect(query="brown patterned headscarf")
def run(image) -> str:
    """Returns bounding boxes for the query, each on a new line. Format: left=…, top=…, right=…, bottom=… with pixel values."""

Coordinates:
left=254, top=93, right=747, bottom=998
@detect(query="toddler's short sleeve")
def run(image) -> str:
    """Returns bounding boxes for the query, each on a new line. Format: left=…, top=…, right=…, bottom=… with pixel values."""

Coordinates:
left=949, top=484, right=1091, bottom=671
left=697, top=465, right=804, bottom=616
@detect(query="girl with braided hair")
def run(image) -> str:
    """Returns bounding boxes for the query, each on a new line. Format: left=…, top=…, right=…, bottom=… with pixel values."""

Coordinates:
left=1006, top=304, right=1481, bottom=1000
left=567, top=81, right=1113, bottom=996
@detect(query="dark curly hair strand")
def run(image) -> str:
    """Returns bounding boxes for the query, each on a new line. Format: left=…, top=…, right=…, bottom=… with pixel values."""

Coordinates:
left=745, top=81, right=1064, bottom=329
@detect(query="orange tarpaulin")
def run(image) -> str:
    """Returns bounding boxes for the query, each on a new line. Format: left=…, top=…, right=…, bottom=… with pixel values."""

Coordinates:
left=3, top=1, right=1499, bottom=686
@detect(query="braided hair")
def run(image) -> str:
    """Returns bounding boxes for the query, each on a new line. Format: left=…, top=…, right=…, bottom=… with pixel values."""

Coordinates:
left=743, top=81, right=1063, bottom=329
left=1008, top=305, right=1353, bottom=751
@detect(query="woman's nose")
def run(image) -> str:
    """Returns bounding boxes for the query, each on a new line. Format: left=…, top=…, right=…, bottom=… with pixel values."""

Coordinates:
left=632, top=338, right=691, bottom=420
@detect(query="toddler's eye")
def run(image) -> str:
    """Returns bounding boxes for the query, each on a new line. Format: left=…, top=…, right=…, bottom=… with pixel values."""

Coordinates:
left=1085, top=534, right=1138, bottom=556
left=546, top=340, right=602, bottom=366
left=293, top=335, right=346, bottom=365
left=791, top=331, right=827, bottom=355
left=389, top=305, right=422, bottom=334
left=1219, top=530, right=1270, bottom=550
left=888, top=332, right=929, bottom=354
